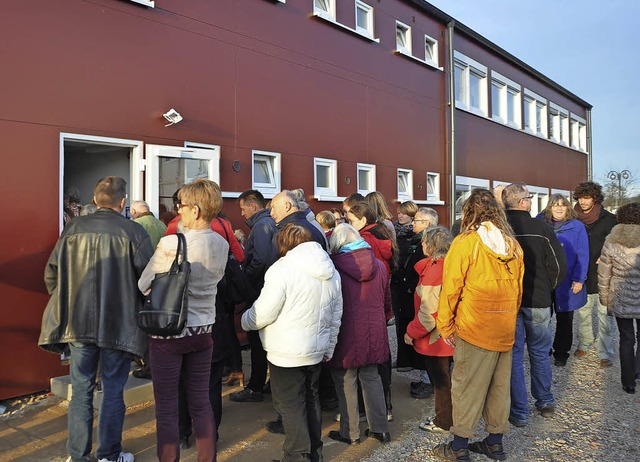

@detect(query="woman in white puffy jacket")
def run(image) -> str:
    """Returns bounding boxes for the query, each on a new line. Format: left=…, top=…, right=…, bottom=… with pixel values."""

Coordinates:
left=242, top=223, right=343, bottom=462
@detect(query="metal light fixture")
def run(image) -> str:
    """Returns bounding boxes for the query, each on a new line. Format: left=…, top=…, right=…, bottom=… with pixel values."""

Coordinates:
left=163, top=108, right=183, bottom=126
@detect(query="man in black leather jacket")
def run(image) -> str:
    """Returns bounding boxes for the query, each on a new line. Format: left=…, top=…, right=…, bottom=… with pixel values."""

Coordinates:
left=39, top=176, right=153, bottom=462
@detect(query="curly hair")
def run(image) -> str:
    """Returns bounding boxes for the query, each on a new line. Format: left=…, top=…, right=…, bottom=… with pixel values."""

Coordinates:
left=573, top=181, right=604, bottom=204
left=460, top=188, right=515, bottom=241
left=616, top=202, right=640, bottom=225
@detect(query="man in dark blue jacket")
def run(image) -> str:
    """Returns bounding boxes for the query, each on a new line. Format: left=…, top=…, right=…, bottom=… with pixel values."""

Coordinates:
left=230, top=190, right=278, bottom=404
left=503, top=183, right=567, bottom=428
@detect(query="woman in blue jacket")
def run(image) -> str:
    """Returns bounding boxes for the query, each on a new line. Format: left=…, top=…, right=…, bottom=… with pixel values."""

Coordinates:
left=539, top=194, right=589, bottom=366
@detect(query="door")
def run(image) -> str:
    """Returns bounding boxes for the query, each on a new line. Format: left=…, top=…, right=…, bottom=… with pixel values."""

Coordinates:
left=145, top=144, right=221, bottom=218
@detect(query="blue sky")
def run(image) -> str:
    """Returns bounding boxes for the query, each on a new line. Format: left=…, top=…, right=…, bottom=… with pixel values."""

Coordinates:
left=426, top=0, right=639, bottom=192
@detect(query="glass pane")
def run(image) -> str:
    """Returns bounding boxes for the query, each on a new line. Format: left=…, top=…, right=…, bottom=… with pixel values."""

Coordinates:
left=396, top=27, right=406, bottom=48
left=398, top=173, right=407, bottom=193
left=469, top=72, right=481, bottom=109
left=254, top=159, right=271, bottom=184
left=536, top=103, right=543, bottom=133
left=359, top=169, right=370, bottom=191
left=425, top=40, right=434, bottom=61
left=159, top=157, right=209, bottom=213
left=507, top=91, right=516, bottom=124
left=316, top=164, right=330, bottom=188
left=454, top=65, right=464, bottom=103
left=357, top=6, right=368, bottom=30
left=491, top=82, right=502, bottom=118
left=315, top=0, right=328, bottom=12
left=427, top=176, right=435, bottom=196
left=524, top=99, right=532, bottom=129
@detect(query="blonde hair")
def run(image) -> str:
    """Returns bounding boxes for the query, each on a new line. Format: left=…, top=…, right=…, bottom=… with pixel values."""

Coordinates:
left=316, top=210, right=336, bottom=231
left=179, top=179, right=222, bottom=223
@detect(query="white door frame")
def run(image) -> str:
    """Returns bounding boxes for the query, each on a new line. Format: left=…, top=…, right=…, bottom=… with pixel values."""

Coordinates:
left=59, top=132, right=144, bottom=233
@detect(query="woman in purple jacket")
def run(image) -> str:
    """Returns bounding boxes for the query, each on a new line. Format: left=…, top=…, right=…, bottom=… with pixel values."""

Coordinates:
left=538, top=194, right=589, bottom=366
left=327, top=224, right=392, bottom=445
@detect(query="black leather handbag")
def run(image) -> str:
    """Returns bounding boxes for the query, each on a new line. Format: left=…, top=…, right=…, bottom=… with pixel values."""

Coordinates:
left=138, top=233, right=191, bottom=336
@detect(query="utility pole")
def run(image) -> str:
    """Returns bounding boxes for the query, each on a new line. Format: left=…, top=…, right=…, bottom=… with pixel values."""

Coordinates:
left=607, top=169, right=631, bottom=209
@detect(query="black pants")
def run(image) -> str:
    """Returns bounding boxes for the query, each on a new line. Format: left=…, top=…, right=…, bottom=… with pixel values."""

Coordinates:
left=270, top=362, right=323, bottom=462
left=391, top=285, right=417, bottom=368
left=225, top=308, right=243, bottom=371
left=247, top=330, right=269, bottom=391
left=616, top=317, right=640, bottom=389
left=553, top=311, right=574, bottom=361
left=377, top=355, right=393, bottom=412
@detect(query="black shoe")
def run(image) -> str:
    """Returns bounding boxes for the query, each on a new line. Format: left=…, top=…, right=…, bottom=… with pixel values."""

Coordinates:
left=132, top=368, right=152, bottom=380
left=365, top=429, right=391, bottom=443
left=623, top=385, right=636, bottom=394
left=265, top=415, right=285, bottom=434
left=262, top=381, right=271, bottom=394
left=328, top=430, right=360, bottom=445
left=554, top=357, right=567, bottom=367
left=179, top=435, right=191, bottom=450
left=469, top=439, right=506, bottom=461
left=410, top=382, right=434, bottom=399
left=229, top=387, right=264, bottom=402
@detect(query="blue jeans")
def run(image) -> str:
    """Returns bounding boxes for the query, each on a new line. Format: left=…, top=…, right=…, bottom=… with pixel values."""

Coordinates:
left=67, top=343, right=131, bottom=462
left=576, top=293, right=616, bottom=360
left=510, top=308, right=555, bottom=422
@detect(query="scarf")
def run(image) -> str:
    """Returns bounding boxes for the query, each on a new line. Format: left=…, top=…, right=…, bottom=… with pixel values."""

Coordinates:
left=339, top=238, right=371, bottom=253
left=574, top=202, right=602, bottom=226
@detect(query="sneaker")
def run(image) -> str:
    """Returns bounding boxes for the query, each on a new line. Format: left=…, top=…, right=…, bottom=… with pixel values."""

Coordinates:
left=508, top=416, right=528, bottom=427
left=432, top=442, right=470, bottom=461
left=229, top=387, right=264, bottom=402
left=419, top=417, right=448, bottom=433
left=574, top=349, right=587, bottom=358
left=599, top=359, right=613, bottom=368
left=469, top=439, right=507, bottom=461
left=539, top=404, right=555, bottom=418
left=98, top=452, right=134, bottom=462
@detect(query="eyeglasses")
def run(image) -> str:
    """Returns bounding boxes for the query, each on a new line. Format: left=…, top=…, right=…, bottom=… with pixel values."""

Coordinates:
left=551, top=204, right=566, bottom=208
left=414, top=219, right=429, bottom=223
left=520, top=195, right=534, bottom=202
left=177, top=203, right=192, bottom=210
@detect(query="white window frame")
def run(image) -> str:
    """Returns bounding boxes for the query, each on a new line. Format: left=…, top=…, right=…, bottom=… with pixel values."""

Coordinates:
left=570, top=114, right=587, bottom=152
left=252, top=150, right=281, bottom=198
left=549, top=102, right=569, bottom=145
left=424, top=34, right=439, bottom=67
left=426, top=172, right=441, bottom=202
left=523, top=88, right=547, bottom=138
left=491, top=71, right=521, bottom=129
left=355, top=1, right=374, bottom=38
left=455, top=176, right=490, bottom=218
left=453, top=51, right=488, bottom=117
left=129, top=0, right=154, bottom=7
left=357, top=163, right=376, bottom=196
left=527, top=185, right=550, bottom=217
left=314, top=0, right=336, bottom=21
left=396, top=21, right=412, bottom=55
left=397, top=168, right=414, bottom=201
left=314, top=157, right=338, bottom=198
left=551, top=188, right=571, bottom=201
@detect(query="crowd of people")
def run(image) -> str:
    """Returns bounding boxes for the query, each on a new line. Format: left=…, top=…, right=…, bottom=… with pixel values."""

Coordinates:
left=38, top=176, right=640, bottom=462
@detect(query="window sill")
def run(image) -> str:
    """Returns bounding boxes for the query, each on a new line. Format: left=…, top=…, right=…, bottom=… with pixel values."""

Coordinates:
left=129, top=0, right=154, bottom=6
left=312, top=12, right=380, bottom=43
left=395, top=50, right=443, bottom=71
left=455, top=103, right=488, bottom=119
left=221, top=191, right=241, bottom=199
left=314, top=195, right=347, bottom=202
left=414, top=199, right=445, bottom=206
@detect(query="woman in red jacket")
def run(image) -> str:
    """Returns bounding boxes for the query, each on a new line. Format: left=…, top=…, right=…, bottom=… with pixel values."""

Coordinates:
left=404, top=226, right=454, bottom=434
left=346, top=202, right=397, bottom=275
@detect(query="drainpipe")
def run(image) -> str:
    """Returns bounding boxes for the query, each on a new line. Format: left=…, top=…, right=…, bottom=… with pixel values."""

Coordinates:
left=447, top=20, right=456, bottom=225
left=586, top=108, right=593, bottom=180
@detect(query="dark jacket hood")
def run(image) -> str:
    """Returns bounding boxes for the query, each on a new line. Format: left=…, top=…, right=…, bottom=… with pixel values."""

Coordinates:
left=331, top=248, right=378, bottom=282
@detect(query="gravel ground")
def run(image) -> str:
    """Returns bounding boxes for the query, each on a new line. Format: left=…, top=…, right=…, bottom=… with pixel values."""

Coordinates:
left=369, top=316, right=640, bottom=462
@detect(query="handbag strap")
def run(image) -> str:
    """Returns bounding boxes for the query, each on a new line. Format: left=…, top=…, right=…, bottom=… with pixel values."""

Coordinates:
left=170, top=233, right=187, bottom=273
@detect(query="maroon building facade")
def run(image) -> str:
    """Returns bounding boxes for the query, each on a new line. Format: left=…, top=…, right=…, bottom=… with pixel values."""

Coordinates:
left=0, top=0, right=590, bottom=399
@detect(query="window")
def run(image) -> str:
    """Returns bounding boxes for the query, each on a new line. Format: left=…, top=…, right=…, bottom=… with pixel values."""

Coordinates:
left=523, top=89, right=547, bottom=137
left=357, top=163, right=376, bottom=196
left=455, top=176, right=490, bottom=219
left=571, top=115, right=587, bottom=151
left=397, top=168, right=413, bottom=201
left=396, top=21, right=411, bottom=55
left=314, top=0, right=335, bottom=20
left=549, top=103, right=569, bottom=145
left=426, top=172, right=440, bottom=201
left=314, top=158, right=338, bottom=197
left=355, top=1, right=374, bottom=37
left=252, top=150, right=281, bottom=196
left=424, top=34, right=438, bottom=66
left=129, top=0, right=154, bottom=6
left=491, top=71, right=521, bottom=128
left=454, top=51, right=488, bottom=116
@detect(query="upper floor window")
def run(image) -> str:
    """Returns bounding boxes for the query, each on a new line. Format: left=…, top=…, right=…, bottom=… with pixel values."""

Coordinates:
left=491, top=71, right=521, bottom=128
left=355, top=1, right=374, bottom=37
left=571, top=115, right=587, bottom=152
left=454, top=51, right=488, bottom=117
left=314, top=0, right=336, bottom=21
left=130, top=0, right=154, bottom=6
left=357, top=163, right=376, bottom=196
left=523, top=89, right=547, bottom=137
left=424, top=34, right=439, bottom=67
left=549, top=103, right=569, bottom=145
left=314, top=157, right=338, bottom=197
left=396, top=21, right=412, bottom=55
left=427, top=172, right=440, bottom=201
left=252, top=150, right=281, bottom=196
left=397, top=168, right=413, bottom=201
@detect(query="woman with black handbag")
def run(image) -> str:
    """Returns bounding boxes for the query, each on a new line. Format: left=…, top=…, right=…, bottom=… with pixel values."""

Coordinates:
left=139, top=179, right=228, bottom=462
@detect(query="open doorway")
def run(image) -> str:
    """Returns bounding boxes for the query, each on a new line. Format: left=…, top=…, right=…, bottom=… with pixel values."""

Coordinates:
left=60, top=133, right=143, bottom=231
